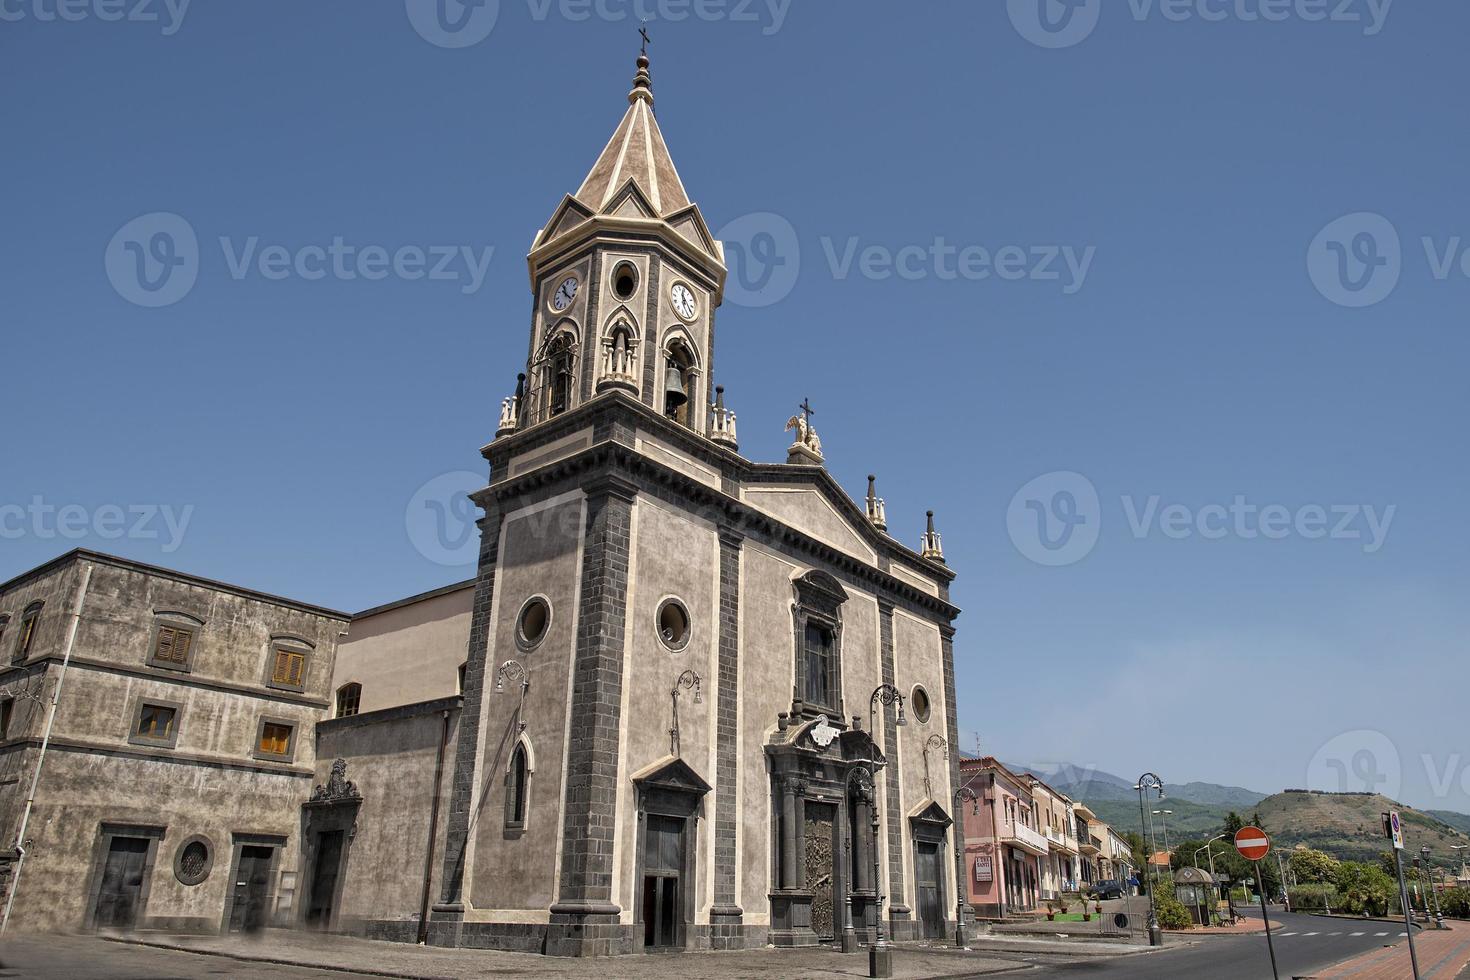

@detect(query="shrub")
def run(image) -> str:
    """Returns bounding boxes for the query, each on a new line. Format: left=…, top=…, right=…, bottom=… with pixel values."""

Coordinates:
left=1289, top=884, right=1341, bottom=911
left=1442, top=888, right=1470, bottom=919
left=1150, top=876, right=1194, bottom=930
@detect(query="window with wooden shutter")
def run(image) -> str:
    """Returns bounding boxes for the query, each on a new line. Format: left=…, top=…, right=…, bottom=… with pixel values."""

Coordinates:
left=270, top=648, right=307, bottom=689
left=136, top=704, right=177, bottom=741
left=152, top=625, right=194, bottom=668
left=259, top=723, right=292, bottom=756
left=12, top=604, right=41, bottom=663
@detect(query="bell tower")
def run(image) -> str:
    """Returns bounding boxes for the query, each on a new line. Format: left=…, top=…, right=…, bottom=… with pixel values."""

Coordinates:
left=507, top=48, right=730, bottom=442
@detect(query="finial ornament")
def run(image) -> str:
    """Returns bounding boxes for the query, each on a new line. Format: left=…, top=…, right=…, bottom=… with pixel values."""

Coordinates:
left=785, top=397, right=823, bottom=465
left=866, top=474, right=888, bottom=532
left=629, top=28, right=654, bottom=107
left=921, top=510, right=945, bottom=563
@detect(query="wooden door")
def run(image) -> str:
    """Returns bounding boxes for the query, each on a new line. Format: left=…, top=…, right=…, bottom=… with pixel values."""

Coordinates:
left=804, top=802, right=836, bottom=941
left=94, top=837, right=149, bottom=929
left=915, top=840, right=944, bottom=939
left=229, top=846, right=274, bottom=933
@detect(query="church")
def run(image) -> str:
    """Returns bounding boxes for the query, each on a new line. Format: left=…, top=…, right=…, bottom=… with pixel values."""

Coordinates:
left=0, top=49, right=964, bottom=959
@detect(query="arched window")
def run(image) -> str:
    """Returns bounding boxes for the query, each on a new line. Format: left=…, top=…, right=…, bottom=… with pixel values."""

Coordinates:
left=662, top=340, right=698, bottom=426
left=545, top=331, right=577, bottom=418
left=505, top=741, right=530, bottom=831
left=790, top=571, right=847, bottom=718
left=335, top=683, right=361, bottom=718
left=601, top=318, right=639, bottom=386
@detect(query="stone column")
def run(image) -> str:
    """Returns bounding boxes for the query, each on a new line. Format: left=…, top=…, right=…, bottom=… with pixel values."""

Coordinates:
left=427, top=499, right=500, bottom=948
left=709, top=525, right=744, bottom=948
left=545, top=474, right=637, bottom=957
left=878, top=600, right=910, bottom=934
left=940, top=624, right=969, bottom=935
left=780, top=776, right=800, bottom=891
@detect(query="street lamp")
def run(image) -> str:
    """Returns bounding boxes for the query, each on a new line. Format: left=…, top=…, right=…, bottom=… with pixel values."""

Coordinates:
left=1274, top=849, right=1293, bottom=912
left=1152, top=810, right=1174, bottom=855
left=1135, top=773, right=1165, bottom=947
left=668, top=669, right=702, bottom=757
left=1196, top=833, right=1227, bottom=915
left=867, top=684, right=906, bottom=979
left=493, top=659, right=530, bottom=732
left=1421, top=847, right=1445, bottom=929
left=842, top=766, right=874, bottom=955
left=952, top=783, right=980, bottom=949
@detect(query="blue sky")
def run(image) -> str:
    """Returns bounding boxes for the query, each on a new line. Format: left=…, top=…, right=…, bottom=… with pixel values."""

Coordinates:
left=4, top=1, right=1468, bottom=814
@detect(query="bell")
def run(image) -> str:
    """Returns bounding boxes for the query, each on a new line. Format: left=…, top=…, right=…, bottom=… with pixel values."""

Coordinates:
left=663, top=364, right=688, bottom=411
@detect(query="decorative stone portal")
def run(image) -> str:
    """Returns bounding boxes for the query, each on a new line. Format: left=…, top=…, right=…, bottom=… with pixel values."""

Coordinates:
left=766, top=714, right=883, bottom=948
left=631, top=757, right=711, bottom=952
left=300, top=759, right=362, bottom=932
left=908, top=801, right=953, bottom=940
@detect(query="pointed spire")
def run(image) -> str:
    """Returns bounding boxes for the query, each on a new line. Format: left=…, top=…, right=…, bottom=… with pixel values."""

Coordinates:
left=571, top=47, right=691, bottom=218
left=921, top=510, right=945, bottom=563
left=865, top=475, right=888, bottom=532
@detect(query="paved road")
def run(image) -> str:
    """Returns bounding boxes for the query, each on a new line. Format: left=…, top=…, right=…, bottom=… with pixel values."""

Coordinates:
left=1022, top=909, right=1423, bottom=980
left=0, top=936, right=359, bottom=979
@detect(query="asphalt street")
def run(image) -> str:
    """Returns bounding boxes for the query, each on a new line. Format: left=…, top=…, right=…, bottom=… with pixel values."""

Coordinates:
left=1023, top=908, right=1425, bottom=980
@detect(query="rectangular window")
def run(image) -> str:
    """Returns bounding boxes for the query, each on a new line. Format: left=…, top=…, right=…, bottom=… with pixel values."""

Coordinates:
left=270, top=648, right=307, bottom=689
left=0, top=699, right=12, bottom=740
left=12, top=605, right=41, bottom=663
left=135, top=704, right=177, bottom=741
left=803, top=622, right=834, bottom=709
left=259, top=722, right=293, bottom=757
left=151, top=625, right=195, bottom=668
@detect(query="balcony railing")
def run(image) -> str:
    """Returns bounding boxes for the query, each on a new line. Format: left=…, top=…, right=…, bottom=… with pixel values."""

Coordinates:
left=1007, top=822, right=1049, bottom=855
left=1046, top=826, right=1079, bottom=853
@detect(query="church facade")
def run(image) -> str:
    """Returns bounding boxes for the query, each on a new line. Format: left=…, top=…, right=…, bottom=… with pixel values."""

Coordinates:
left=329, top=52, right=968, bottom=957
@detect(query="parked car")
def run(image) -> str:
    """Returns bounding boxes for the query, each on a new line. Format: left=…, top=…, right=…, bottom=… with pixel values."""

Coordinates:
left=1094, top=879, right=1125, bottom=899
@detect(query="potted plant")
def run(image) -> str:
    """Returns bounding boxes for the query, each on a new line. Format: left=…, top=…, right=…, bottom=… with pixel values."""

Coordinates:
left=1045, top=899, right=1058, bottom=921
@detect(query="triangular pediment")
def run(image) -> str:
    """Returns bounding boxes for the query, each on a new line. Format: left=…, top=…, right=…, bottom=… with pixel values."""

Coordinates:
left=632, top=755, right=712, bottom=796
left=537, top=195, right=595, bottom=249
left=604, top=178, right=659, bottom=220
left=908, top=799, right=953, bottom=830
left=664, top=203, right=720, bottom=260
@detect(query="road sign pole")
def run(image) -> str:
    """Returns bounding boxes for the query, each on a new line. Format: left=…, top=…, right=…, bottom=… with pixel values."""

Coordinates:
left=1254, top=862, right=1280, bottom=980
left=1393, top=846, right=1423, bottom=980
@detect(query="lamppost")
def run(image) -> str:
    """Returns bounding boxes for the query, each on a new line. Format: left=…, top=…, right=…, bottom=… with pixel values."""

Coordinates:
left=1421, top=847, right=1445, bottom=929
left=668, top=669, right=702, bottom=757
left=1195, top=834, right=1228, bottom=919
left=842, top=766, right=874, bottom=954
left=1152, top=809, right=1174, bottom=856
left=1274, top=849, right=1293, bottom=912
left=1135, top=773, right=1165, bottom=947
left=867, top=684, right=906, bottom=979
left=953, top=784, right=979, bottom=949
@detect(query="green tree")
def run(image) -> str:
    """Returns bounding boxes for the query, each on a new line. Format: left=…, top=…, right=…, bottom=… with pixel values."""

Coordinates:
left=1290, top=848, right=1342, bottom=884
left=1334, top=862, right=1396, bottom=917
left=1223, top=812, right=1245, bottom=836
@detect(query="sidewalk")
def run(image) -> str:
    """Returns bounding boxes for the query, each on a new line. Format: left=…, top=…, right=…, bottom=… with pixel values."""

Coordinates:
left=107, top=929, right=1033, bottom=980
left=1309, top=924, right=1470, bottom=979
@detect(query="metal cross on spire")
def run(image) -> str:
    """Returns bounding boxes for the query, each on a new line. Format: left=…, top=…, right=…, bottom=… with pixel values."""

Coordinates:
left=640, top=20, right=651, bottom=56
left=798, top=396, right=815, bottom=426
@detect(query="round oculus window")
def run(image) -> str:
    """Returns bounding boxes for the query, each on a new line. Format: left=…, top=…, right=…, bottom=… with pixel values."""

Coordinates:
left=612, top=262, right=639, bottom=301
left=516, top=596, right=551, bottom=650
left=656, top=598, right=691, bottom=652
left=910, top=685, right=932, bottom=724
left=174, top=837, right=213, bottom=886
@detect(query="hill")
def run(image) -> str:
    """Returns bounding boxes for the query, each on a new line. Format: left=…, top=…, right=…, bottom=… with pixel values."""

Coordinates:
left=1255, top=791, right=1470, bottom=865
left=1428, top=810, right=1470, bottom=837
left=1082, top=796, right=1231, bottom=842
left=1170, top=781, right=1267, bottom=808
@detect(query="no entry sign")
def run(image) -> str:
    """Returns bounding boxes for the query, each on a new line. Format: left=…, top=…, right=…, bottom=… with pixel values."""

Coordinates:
left=1235, top=826, right=1272, bottom=862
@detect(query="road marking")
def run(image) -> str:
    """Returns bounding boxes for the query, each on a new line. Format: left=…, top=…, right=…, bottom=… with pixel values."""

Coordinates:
left=1305, top=932, right=1320, bottom=936
left=1281, top=932, right=1298, bottom=937
left=1351, top=931, right=1366, bottom=936
left=1330, top=932, right=1343, bottom=936
left=1375, top=932, right=1389, bottom=936
left=1399, top=932, right=1408, bottom=937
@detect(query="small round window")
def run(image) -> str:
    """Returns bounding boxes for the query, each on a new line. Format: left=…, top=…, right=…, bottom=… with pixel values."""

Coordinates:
left=516, top=596, right=552, bottom=651
left=174, top=836, right=213, bottom=886
left=910, top=686, right=932, bottom=724
left=613, top=262, right=639, bottom=301
left=656, top=598, right=691, bottom=652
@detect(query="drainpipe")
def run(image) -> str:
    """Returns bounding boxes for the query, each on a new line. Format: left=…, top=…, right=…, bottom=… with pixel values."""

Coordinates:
left=1, top=559, right=92, bottom=936
left=416, top=707, right=452, bottom=944
left=989, top=772, right=1004, bottom=922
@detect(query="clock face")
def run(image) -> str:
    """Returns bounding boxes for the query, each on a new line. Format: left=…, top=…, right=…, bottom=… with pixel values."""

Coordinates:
left=550, top=276, right=579, bottom=312
left=671, top=283, right=696, bottom=321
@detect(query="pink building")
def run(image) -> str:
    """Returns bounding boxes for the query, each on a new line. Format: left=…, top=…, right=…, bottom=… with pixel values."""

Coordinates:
left=959, top=758, right=1048, bottom=919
